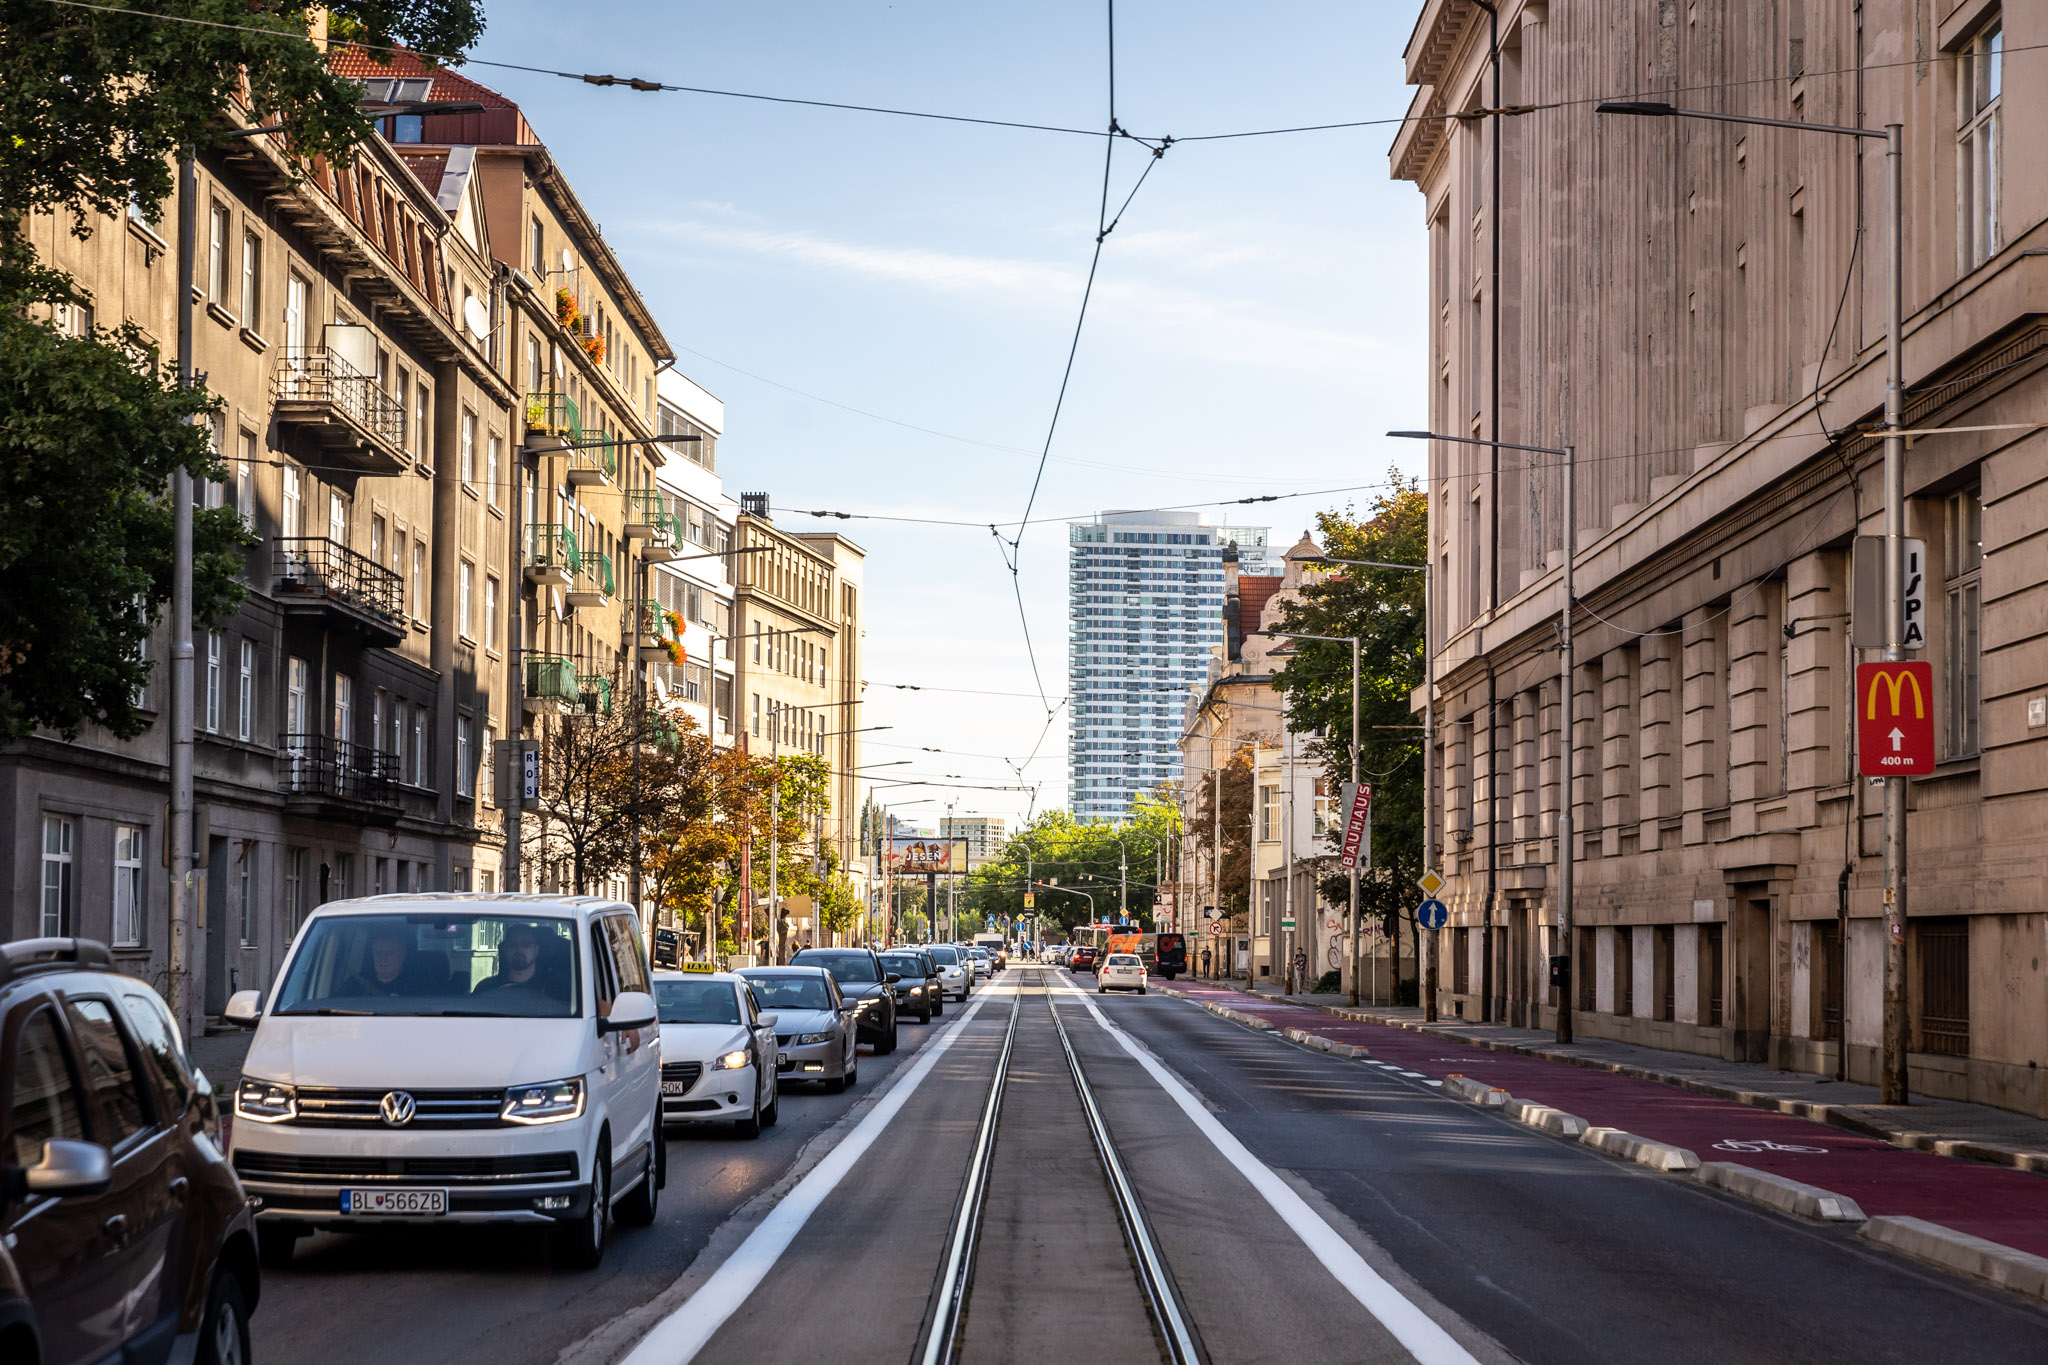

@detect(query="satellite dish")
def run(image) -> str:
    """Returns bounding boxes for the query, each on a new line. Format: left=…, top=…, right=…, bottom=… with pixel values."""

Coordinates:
left=463, top=295, right=490, bottom=340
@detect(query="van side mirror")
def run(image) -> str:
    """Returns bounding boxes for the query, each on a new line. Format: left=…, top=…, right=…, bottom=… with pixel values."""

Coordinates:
left=599, top=990, right=657, bottom=1034
left=224, top=990, right=263, bottom=1027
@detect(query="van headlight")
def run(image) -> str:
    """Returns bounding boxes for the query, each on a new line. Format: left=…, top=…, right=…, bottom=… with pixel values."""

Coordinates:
left=712, top=1049, right=751, bottom=1071
left=236, top=1078, right=296, bottom=1124
left=502, top=1077, right=585, bottom=1125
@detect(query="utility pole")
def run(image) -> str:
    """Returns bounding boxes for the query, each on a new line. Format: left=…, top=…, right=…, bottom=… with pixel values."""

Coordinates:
left=768, top=699, right=780, bottom=964
left=169, top=151, right=197, bottom=1034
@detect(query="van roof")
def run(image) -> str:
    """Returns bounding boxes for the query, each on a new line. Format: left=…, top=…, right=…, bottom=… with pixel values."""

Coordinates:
left=306, top=893, right=632, bottom=917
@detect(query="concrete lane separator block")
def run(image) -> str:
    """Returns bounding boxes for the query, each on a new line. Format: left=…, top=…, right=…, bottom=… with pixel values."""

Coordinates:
left=1502, top=1098, right=1588, bottom=1139
left=1694, top=1161, right=1866, bottom=1222
left=1439, top=1074, right=1511, bottom=1107
left=1328, top=1043, right=1372, bottom=1059
left=1859, top=1216, right=2048, bottom=1309
left=1580, top=1126, right=1700, bottom=1173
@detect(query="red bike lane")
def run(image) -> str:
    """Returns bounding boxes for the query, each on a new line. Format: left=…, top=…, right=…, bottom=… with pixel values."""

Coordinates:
left=1165, top=982, right=2048, bottom=1261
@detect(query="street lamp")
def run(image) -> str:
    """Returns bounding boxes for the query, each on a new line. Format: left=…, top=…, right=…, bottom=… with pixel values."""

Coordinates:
left=1391, top=428, right=1576, bottom=1043
left=1596, top=99, right=1909, bottom=1101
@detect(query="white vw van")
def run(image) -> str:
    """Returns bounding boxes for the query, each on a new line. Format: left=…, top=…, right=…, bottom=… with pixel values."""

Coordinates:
left=224, top=894, right=662, bottom=1270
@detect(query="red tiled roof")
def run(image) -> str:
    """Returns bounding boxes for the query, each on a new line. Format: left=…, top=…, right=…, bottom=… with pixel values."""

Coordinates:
left=329, top=46, right=516, bottom=108
left=1238, top=574, right=1284, bottom=639
left=398, top=152, right=445, bottom=196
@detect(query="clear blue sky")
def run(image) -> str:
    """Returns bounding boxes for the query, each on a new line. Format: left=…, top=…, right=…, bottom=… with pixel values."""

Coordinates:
left=476, top=0, right=1431, bottom=824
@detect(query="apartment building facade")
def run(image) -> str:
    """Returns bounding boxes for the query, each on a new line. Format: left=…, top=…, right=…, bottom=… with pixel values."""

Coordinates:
left=649, top=374, right=738, bottom=746
left=1398, top=1, right=2048, bottom=1112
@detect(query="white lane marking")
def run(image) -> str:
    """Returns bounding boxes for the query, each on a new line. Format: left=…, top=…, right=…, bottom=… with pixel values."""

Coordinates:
left=619, top=988, right=1001, bottom=1365
left=1397, top=1071, right=1426, bottom=1079
left=1423, top=1080, right=1444, bottom=1088
left=1070, top=987, right=1481, bottom=1365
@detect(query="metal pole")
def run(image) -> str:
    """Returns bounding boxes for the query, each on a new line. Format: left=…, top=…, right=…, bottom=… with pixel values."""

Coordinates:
left=1248, top=742, right=1260, bottom=986
left=768, top=700, right=779, bottom=964
left=1424, top=559, right=1439, bottom=1021
left=170, top=151, right=197, bottom=1033
left=1212, top=765, right=1221, bottom=977
left=1557, top=444, right=1576, bottom=1045
left=627, top=555, right=644, bottom=926
left=1881, top=123, right=1909, bottom=1105
left=1282, top=732, right=1294, bottom=994
left=503, top=284, right=526, bottom=896
left=1348, top=636, right=1362, bottom=1007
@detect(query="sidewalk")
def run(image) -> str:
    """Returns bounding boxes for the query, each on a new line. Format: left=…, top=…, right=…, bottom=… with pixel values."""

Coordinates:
left=1162, top=976, right=2048, bottom=1266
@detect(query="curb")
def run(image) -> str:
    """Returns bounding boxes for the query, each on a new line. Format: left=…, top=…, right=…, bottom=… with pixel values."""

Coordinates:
left=1859, top=1216, right=2048, bottom=1308
left=1503, top=1098, right=1588, bottom=1138
left=1193, top=983, right=2048, bottom=1176
left=1581, top=1126, right=1700, bottom=1173
left=1441, top=1074, right=1510, bottom=1107
left=1694, top=1161, right=1866, bottom=1222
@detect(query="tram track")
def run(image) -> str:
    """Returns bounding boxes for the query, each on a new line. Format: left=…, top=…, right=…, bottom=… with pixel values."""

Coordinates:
left=916, top=967, right=1207, bottom=1365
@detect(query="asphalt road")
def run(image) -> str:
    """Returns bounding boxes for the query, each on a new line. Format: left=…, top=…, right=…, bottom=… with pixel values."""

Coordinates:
left=237, top=970, right=2048, bottom=1365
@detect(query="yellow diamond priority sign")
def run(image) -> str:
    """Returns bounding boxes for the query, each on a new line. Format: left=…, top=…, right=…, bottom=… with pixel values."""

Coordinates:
left=1417, top=870, right=1445, bottom=898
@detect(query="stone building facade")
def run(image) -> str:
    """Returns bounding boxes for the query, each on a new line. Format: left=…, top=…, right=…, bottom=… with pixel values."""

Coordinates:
left=1397, top=0, right=2048, bottom=1112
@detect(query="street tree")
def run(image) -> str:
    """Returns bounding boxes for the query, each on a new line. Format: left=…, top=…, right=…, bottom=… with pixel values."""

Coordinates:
left=525, top=702, right=687, bottom=896
left=1186, top=749, right=1255, bottom=929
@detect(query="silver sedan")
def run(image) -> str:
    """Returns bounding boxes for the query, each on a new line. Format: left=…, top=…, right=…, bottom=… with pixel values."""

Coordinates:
left=737, top=966, right=860, bottom=1093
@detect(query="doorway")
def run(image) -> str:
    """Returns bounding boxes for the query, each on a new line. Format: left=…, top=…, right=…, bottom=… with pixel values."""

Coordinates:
left=1732, top=896, right=1773, bottom=1062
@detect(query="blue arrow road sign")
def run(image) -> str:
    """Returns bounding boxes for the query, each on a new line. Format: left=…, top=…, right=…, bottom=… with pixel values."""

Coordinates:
left=1416, top=899, right=1448, bottom=931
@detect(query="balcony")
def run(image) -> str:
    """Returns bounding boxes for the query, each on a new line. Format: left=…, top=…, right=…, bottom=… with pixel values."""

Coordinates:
left=638, top=599, right=684, bottom=663
left=525, top=653, right=578, bottom=712
left=279, top=736, right=401, bottom=824
left=576, top=673, right=613, bottom=716
left=526, top=524, right=580, bottom=587
left=273, top=350, right=408, bottom=475
left=567, top=436, right=618, bottom=488
left=272, top=538, right=407, bottom=646
left=626, top=489, right=682, bottom=561
left=565, top=554, right=613, bottom=609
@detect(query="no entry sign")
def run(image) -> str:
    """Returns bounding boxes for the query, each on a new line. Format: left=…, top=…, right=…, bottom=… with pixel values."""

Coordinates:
left=1856, top=661, right=1935, bottom=776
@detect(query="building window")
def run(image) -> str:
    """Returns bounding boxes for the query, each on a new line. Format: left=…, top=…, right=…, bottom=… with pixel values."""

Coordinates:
left=459, top=560, right=475, bottom=639
left=412, top=708, right=427, bottom=787
left=412, top=541, right=426, bottom=622
left=457, top=716, right=474, bottom=798
left=415, top=382, right=432, bottom=468
left=751, top=692, right=761, bottom=736
left=333, top=673, right=353, bottom=746
left=235, top=430, right=256, bottom=528
left=485, top=575, right=501, bottom=652
left=282, top=463, right=302, bottom=538
left=1258, top=784, right=1280, bottom=842
left=530, top=216, right=545, bottom=275
left=40, top=815, right=74, bottom=937
left=395, top=368, right=410, bottom=450
left=203, top=631, right=222, bottom=733
left=237, top=841, right=256, bottom=945
left=1945, top=489, right=1982, bottom=758
left=391, top=702, right=406, bottom=778
left=487, top=433, right=502, bottom=508
left=285, top=847, right=308, bottom=940
left=1917, top=917, right=1972, bottom=1056
left=207, top=202, right=230, bottom=301
left=112, top=825, right=144, bottom=947
left=482, top=723, right=496, bottom=805
left=241, top=232, right=262, bottom=326
left=461, top=409, right=477, bottom=487
left=1958, top=20, right=2003, bottom=272
left=237, top=639, right=255, bottom=741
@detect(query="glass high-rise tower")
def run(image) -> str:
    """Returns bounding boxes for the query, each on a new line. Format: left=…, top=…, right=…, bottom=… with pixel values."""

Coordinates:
left=1067, top=512, right=1268, bottom=821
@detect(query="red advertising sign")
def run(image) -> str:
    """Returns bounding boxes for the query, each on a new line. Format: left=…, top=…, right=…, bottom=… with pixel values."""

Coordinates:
left=1856, top=661, right=1935, bottom=776
left=1338, top=781, right=1373, bottom=870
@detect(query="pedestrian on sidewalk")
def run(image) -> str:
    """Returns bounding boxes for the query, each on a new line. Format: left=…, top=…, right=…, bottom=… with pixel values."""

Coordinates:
left=1201, top=946, right=1213, bottom=978
left=1292, top=947, right=1308, bottom=995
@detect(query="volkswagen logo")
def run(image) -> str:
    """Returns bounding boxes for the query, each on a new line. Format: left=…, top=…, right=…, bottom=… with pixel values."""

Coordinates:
left=379, top=1091, right=417, bottom=1126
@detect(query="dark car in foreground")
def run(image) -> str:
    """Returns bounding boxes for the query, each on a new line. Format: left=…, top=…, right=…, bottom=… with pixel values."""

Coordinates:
left=0, top=937, right=258, bottom=1365
left=789, top=948, right=899, bottom=1054
left=878, top=951, right=941, bottom=1023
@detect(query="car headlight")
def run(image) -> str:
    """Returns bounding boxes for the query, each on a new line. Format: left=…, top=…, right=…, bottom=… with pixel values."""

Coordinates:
left=502, top=1077, right=585, bottom=1125
left=236, top=1078, right=296, bottom=1124
left=795, top=1031, right=834, bottom=1044
left=712, top=1049, right=751, bottom=1071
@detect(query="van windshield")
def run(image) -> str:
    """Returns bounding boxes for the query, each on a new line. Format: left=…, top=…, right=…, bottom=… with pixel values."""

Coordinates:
left=272, top=914, right=581, bottom=1018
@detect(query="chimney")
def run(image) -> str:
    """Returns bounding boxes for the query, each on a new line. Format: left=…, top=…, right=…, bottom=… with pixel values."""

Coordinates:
left=740, top=491, right=770, bottom=520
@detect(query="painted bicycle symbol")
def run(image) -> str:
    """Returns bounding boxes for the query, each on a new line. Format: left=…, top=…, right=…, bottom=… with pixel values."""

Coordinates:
left=1711, top=1138, right=1829, bottom=1154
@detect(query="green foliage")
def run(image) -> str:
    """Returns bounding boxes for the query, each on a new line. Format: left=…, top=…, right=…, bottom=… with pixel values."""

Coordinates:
left=961, top=797, right=1182, bottom=936
left=0, top=263, right=249, bottom=741
left=0, top=0, right=484, bottom=235
left=1269, top=475, right=1428, bottom=944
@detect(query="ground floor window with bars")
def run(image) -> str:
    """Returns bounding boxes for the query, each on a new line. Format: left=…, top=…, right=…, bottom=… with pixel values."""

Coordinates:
left=1916, top=917, right=1971, bottom=1057
left=1615, top=927, right=1634, bottom=1017
left=1811, top=920, right=1844, bottom=1043
left=1700, top=923, right=1724, bottom=1028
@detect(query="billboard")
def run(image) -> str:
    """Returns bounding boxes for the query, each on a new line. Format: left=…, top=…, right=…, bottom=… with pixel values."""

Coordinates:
left=889, top=837, right=955, bottom=872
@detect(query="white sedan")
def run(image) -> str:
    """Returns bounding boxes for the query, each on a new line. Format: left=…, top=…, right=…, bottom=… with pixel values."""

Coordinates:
left=653, top=971, right=779, bottom=1138
left=1096, top=953, right=1148, bottom=994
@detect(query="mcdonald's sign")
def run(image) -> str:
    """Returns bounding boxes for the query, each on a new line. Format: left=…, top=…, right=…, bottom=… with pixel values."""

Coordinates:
left=1856, top=661, right=1935, bottom=776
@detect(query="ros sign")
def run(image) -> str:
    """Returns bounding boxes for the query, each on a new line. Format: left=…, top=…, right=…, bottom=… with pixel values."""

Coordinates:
left=1856, top=661, right=1935, bottom=776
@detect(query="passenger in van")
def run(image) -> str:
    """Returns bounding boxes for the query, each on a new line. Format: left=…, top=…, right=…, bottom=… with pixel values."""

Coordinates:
left=472, top=924, right=564, bottom=1001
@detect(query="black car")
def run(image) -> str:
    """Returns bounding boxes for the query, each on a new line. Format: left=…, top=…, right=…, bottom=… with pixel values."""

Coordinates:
left=789, top=948, right=899, bottom=1054
left=878, top=951, right=942, bottom=1024
left=1, top=938, right=259, bottom=1365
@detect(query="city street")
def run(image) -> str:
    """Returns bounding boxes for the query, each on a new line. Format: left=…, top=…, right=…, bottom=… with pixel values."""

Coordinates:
left=235, top=969, right=2048, bottom=1364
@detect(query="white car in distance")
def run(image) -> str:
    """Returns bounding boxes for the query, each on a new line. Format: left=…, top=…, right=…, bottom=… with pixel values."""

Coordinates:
left=652, top=971, right=779, bottom=1136
left=1096, top=952, right=1148, bottom=994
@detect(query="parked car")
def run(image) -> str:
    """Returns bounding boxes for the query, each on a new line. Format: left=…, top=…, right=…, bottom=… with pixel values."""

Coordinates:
left=225, top=894, right=663, bottom=1271
left=1069, top=947, right=1098, bottom=974
left=1, top=936, right=259, bottom=1365
left=923, top=945, right=972, bottom=1003
left=878, top=951, right=941, bottom=1023
left=736, top=967, right=858, bottom=1092
left=651, top=972, right=778, bottom=1136
left=789, top=948, right=899, bottom=1054
left=1097, top=952, right=1148, bottom=994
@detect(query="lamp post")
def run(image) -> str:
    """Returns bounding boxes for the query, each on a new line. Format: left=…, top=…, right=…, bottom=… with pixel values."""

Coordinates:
left=1596, top=100, right=1908, bottom=1100
left=1391, top=429, right=1576, bottom=1043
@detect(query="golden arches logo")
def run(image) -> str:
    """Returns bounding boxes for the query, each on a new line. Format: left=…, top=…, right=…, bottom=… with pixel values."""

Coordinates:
left=1864, top=667, right=1926, bottom=720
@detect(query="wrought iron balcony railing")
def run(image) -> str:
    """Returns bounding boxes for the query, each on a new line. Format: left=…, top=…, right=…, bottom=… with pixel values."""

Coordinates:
left=278, top=735, right=400, bottom=805
left=272, top=537, right=407, bottom=640
left=274, top=348, right=406, bottom=452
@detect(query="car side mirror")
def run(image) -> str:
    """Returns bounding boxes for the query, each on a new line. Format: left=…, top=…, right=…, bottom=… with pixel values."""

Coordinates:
left=885, top=973, right=902, bottom=984
left=15, top=1139, right=113, bottom=1200
left=599, top=990, right=657, bottom=1034
left=758, top=1012, right=781, bottom=1029
left=224, top=990, right=263, bottom=1027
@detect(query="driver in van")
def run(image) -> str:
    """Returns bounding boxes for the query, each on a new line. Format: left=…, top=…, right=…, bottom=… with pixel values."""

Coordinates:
left=473, top=924, right=551, bottom=999
left=341, top=927, right=423, bottom=998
